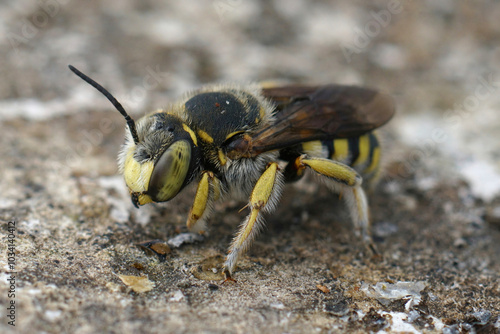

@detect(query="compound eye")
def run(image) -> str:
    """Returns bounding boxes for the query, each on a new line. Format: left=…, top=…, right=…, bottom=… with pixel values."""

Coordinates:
left=148, top=140, right=191, bottom=202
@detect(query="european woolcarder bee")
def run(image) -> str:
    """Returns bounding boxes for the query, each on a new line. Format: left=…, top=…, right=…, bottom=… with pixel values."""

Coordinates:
left=68, top=65, right=395, bottom=281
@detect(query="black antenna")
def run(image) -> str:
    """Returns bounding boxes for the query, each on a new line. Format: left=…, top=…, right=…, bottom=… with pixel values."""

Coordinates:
left=68, top=65, right=140, bottom=145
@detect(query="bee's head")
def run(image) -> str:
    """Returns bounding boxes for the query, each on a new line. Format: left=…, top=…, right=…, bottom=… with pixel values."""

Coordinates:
left=68, top=65, right=200, bottom=208
left=119, top=112, right=200, bottom=207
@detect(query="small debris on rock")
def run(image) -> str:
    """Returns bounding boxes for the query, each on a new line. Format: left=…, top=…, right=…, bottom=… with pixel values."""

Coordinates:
left=167, top=233, right=204, bottom=248
left=324, top=299, right=350, bottom=316
left=131, top=262, right=145, bottom=270
left=116, top=274, right=155, bottom=293
left=191, top=255, right=225, bottom=281
left=467, top=309, right=492, bottom=325
left=137, top=240, right=171, bottom=261
left=361, top=281, right=427, bottom=310
left=316, top=284, right=330, bottom=294
left=362, top=308, right=388, bottom=332
left=105, top=282, right=123, bottom=293
left=169, top=290, right=185, bottom=302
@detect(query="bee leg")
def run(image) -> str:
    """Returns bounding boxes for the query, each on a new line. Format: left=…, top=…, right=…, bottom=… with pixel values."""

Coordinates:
left=223, top=162, right=283, bottom=277
left=296, top=155, right=373, bottom=247
left=187, top=171, right=222, bottom=234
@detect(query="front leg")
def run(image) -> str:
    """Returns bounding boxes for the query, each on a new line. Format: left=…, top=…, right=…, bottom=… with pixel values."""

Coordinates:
left=187, top=171, right=222, bottom=234
left=224, top=162, right=284, bottom=279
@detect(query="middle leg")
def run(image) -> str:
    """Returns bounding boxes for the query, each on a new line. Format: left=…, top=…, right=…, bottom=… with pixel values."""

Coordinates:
left=224, top=162, right=284, bottom=278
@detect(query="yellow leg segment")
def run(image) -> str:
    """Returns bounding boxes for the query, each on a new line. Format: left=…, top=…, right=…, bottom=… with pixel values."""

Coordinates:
left=187, top=171, right=221, bottom=234
left=297, top=155, right=372, bottom=245
left=301, top=157, right=361, bottom=187
left=224, top=162, right=283, bottom=277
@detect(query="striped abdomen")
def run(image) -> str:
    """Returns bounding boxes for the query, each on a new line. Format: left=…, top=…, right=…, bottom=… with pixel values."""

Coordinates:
left=301, top=132, right=381, bottom=188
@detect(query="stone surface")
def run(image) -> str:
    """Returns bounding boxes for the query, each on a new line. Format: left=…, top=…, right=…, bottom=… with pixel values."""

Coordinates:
left=1, top=1, right=499, bottom=333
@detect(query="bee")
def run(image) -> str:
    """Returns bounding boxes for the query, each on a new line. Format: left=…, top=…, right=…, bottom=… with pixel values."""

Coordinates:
left=68, top=65, right=395, bottom=281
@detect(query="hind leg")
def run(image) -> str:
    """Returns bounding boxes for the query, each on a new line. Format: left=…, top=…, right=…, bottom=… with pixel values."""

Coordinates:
left=293, top=155, right=374, bottom=248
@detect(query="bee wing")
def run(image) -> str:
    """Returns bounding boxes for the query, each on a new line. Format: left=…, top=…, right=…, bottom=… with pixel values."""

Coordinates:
left=227, top=85, right=395, bottom=158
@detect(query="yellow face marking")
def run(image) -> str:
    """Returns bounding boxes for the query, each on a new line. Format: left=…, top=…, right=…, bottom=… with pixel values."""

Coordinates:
left=353, top=134, right=370, bottom=166
left=124, top=147, right=154, bottom=193
left=332, top=138, right=349, bottom=161
left=218, top=149, right=227, bottom=166
left=182, top=123, right=198, bottom=146
left=364, top=146, right=381, bottom=174
left=197, top=129, right=214, bottom=143
left=302, top=140, right=323, bottom=156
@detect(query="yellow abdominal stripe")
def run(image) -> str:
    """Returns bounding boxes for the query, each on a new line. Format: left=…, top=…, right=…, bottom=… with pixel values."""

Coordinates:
left=332, top=138, right=349, bottom=161
left=364, top=146, right=381, bottom=174
left=353, top=134, right=370, bottom=166
left=302, top=140, right=323, bottom=156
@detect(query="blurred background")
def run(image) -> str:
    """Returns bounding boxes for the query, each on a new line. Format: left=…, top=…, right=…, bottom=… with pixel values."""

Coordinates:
left=1, top=1, right=499, bottom=333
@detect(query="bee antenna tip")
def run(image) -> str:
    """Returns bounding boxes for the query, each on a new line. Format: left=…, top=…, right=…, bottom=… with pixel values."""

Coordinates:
left=68, top=64, right=140, bottom=145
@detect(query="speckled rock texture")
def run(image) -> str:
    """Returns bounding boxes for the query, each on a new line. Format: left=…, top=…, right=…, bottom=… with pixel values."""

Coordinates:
left=1, top=1, right=499, bottom=333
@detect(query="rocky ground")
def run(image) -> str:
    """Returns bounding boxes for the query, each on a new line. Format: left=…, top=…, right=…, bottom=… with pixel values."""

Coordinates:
left=1, top=1, right=499, bottom=333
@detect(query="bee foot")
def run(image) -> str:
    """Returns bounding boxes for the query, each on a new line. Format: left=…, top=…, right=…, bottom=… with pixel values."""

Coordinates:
left=222, top=270, right=237, bottom=284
